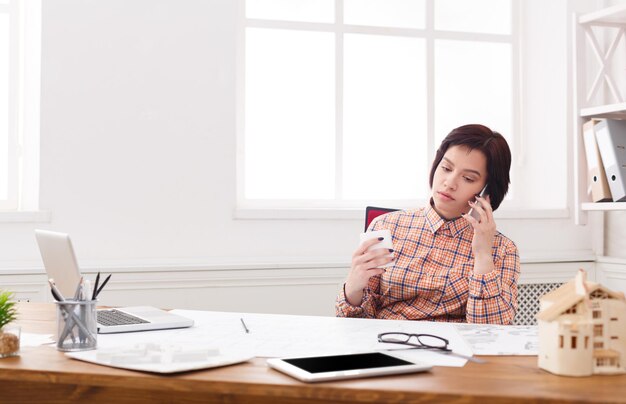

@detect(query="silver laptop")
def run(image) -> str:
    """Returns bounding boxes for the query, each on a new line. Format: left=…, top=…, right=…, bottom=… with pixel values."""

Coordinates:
left=35, top=229, right=194, bottom=334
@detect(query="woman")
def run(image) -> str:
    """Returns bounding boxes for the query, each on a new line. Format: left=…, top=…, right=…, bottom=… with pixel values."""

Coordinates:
left=336, top=124, right=520, bottom=324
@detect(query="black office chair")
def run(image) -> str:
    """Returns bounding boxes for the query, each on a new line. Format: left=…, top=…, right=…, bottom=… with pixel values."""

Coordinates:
left=364, top=206, right=399, bottom=231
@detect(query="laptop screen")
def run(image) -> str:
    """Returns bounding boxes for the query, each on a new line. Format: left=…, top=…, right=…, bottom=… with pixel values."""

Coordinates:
left=35, top=229, right=82, bottom=297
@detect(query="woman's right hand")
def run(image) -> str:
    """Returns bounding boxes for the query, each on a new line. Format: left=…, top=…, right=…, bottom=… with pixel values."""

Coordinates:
left=344, top=238, right=395, bottom=306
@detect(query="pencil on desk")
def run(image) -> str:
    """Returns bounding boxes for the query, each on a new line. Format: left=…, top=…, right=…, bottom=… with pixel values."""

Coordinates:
left=240, top=318, right=250, bottom=334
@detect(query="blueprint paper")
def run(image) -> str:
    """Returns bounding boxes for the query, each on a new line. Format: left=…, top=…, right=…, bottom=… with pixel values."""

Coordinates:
left=92, top=310, right=474, bottom=367
left=454, top=324, right=538, bottom=355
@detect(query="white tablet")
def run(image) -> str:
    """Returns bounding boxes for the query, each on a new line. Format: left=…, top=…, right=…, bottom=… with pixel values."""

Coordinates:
left=267, top=352, right=431, bottom=383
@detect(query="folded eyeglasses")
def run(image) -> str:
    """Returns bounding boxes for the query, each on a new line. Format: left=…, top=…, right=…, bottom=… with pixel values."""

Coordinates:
left=377, top=332, right=451, bottom=351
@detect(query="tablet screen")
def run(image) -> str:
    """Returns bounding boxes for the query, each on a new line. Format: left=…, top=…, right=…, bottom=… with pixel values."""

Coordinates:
left=284, top=352, right=413, bottom=374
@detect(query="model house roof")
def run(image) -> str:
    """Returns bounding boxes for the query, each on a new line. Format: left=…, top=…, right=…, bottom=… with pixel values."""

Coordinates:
left=536, top=269, right=626, bottom=322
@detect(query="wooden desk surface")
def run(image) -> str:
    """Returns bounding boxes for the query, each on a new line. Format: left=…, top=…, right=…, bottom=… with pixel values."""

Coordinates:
left=1, top=303, right=625, bottom=403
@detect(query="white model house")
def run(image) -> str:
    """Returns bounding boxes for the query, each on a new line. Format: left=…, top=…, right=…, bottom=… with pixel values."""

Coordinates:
left=537, top=269, right=626, bottom=376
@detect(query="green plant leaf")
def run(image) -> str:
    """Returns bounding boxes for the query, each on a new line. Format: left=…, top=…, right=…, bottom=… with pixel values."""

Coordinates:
left=0, top=290, right=18, bottom=329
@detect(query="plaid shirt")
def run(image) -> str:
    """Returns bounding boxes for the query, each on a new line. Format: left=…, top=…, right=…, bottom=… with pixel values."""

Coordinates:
left=336, top=206, right=520, bottom=324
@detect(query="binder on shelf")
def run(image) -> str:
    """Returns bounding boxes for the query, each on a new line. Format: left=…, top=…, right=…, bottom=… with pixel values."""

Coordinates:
left=582, top=120, right=612, bottom=202
left=594, top=119, right=626, bottom=202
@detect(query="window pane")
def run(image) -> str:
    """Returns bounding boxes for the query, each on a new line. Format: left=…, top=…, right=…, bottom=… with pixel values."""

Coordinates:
left=344, top=0, right=425, bottom=29
left=245, top=28, right=335, bottom=199
left=0, top=13, right=9, bottom=200
left=434, top=40, right=512, bottom=149
left=343, top=34, right=427, bottom=200
left=435, top=0, right=511, bottom=35
left=246, top=0, right=334, bottom=23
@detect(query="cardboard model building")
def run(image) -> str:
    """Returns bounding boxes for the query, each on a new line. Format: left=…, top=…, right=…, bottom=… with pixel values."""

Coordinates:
left=537, top=269, right=626, bottom=376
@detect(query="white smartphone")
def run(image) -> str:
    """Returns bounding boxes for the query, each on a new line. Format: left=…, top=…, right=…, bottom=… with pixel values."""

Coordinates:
left=468, top=185, right=488, bottom=221
left=267, top=352, right=431, bottom=383
left=359, top=229, right=394, bottom=268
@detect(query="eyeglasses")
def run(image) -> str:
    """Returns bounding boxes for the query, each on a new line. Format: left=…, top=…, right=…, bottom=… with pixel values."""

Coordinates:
left=377, top=332, right=450, bottom=351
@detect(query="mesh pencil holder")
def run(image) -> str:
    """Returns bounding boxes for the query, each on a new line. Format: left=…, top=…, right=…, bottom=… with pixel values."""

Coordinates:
left=55, top=299, right=97, bottom=351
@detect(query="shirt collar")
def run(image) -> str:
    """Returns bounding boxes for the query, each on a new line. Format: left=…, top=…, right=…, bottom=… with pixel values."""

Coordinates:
left=426, top=199, right=472, bottom=238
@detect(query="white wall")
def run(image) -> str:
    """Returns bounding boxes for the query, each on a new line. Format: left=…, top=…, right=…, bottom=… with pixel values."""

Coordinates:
left=0, top=0, right=610, bottom=313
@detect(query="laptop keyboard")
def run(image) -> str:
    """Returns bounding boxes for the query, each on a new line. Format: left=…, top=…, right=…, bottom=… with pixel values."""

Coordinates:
left=97, top=309, right=150, bottom=326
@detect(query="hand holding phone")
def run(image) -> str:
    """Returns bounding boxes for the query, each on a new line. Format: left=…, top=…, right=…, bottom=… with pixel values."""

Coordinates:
left=468, top=185, right=488, bottom=221
left=359, top=229, right=394, bottom=268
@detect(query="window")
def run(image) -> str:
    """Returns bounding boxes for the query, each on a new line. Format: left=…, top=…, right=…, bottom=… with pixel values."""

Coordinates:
left=596, top=357, right=618, bottom=368
left=592, top=310, right=601, bottom=319
left=239, top=0, right=518, bottom=209
left=0, top=0, right=40, bottom=212
left=571, top=336, right=577, bottom=349
left=564, top=306, right=577, bottom=315
left=594, top=325, right=603, bottom=337
left=590, top=291, right=609, bottom=300
left=0, top=0, right=16, bottom=210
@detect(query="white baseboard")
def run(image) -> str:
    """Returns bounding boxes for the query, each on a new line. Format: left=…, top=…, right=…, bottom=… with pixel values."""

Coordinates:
left=1, top=258, right=611, bottom=316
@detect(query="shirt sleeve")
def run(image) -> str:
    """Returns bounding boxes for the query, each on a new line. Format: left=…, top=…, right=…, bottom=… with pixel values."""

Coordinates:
left=335, top=216, right=388, bottom=318
left=335, top=281, right=380, bottom=318
left=465, top=240, right=520, bottom=325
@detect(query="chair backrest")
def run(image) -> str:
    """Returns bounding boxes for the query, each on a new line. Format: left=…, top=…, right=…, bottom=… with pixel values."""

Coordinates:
left=364, top=206, right=399, bottom=231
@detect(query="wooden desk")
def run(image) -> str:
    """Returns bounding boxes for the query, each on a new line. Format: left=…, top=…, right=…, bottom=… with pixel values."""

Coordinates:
left=1, top=303, right=625, bottom=403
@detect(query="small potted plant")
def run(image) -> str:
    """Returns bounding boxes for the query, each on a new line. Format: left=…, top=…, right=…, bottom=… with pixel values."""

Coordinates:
left=0, top=290, right=19, bottom=358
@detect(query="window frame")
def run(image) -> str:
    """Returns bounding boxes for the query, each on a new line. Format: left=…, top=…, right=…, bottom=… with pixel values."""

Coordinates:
left=236, top=0, right=532, bottom=218
left=0, top=0, right=42, bottom=216
left=0, top=0, right=18, bottom=210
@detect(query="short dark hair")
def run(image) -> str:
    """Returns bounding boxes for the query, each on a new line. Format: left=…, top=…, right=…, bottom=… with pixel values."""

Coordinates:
left=428, top=124, right=511, bottom=211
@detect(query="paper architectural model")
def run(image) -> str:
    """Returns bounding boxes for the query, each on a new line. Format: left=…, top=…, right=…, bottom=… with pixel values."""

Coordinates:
left=537, top=269, right=626, bottom=376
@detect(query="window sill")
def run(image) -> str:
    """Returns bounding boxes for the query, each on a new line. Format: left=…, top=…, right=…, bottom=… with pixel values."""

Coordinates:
left=233, top=207, right=570, bottom=220
left=0, top=210, right=51, bottom=223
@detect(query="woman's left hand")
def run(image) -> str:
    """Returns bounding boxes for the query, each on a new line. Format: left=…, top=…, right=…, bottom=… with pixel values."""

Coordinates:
left=464, top=195, right=496, bottom=275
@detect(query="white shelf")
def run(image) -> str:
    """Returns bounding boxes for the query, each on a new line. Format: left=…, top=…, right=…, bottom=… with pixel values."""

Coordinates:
left=580, top=102, right=626, bottom=119
left=579, top=4, right=626, bottom=25
left=574, top=5, right=626, bottom=224
left=581, top=202, right=626, bottom=211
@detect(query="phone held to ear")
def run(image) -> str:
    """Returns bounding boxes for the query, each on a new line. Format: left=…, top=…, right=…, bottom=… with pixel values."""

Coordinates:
left=468, top=185, right=488, bottom=221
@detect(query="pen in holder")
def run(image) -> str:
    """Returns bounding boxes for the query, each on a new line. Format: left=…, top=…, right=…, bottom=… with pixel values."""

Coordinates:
left=55, top=299, right=97, bottom=352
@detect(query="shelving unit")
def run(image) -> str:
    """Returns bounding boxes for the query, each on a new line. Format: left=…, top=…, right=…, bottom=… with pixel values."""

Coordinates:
left=573, top=4, right=626, bottom=225
left=578, top=4, right=626, bottom=25
left=580, top=102, right=626, bottom=119
left=581, top=202, right=626, bottom=211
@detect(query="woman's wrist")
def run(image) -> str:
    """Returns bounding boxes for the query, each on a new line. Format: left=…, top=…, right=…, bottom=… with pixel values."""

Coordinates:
left=344, top=282, right=364, bottom=306
left=473, top=253, right=495, bottom=275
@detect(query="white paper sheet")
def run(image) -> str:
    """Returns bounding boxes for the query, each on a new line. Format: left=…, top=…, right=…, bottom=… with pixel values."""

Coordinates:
left=20, top=332, right=55, bottom=347
left=454, top=324, right=538, bottom=355
left=92, top=310, right=473, bottom=367
left=66, top=343, right=252, bottom=374
left=155, top=310, right=472, bottom=367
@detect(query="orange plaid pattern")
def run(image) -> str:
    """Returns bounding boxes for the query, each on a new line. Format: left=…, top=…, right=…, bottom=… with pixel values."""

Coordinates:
left=336, top=206, right=520, bottom=324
